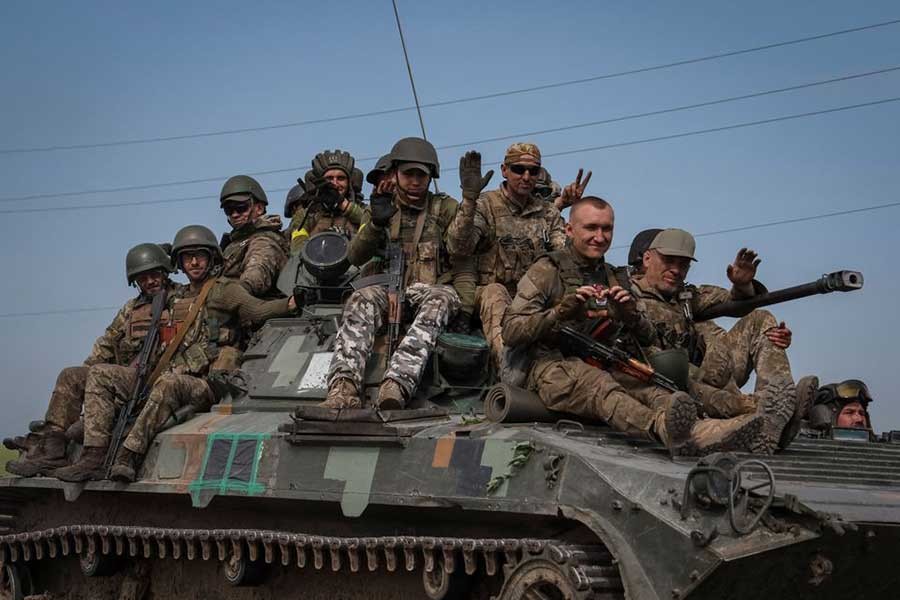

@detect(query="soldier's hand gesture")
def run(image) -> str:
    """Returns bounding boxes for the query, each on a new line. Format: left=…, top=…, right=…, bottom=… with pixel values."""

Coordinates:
left=556, top=168, right=592, bottom=210
left=765, top=321, right=792, bottom=349
left=370, top=192, right=398, bottom=228
left=726, top=248, right=761, bottom=288
left=603, top=285, right=638, bottom=322
left=459, top=151, right=494, bottom=203
left=555, top=285, right=599, bottom=320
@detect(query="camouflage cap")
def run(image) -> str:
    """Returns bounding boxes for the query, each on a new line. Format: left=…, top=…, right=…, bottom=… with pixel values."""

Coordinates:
left=648, top=229, right=697, bottom=261
left=504, top=142, right=541, bottom=165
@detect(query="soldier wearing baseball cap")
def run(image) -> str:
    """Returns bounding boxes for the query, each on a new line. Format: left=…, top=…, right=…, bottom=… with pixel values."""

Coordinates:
left=626, top=228, right=816, bottom=453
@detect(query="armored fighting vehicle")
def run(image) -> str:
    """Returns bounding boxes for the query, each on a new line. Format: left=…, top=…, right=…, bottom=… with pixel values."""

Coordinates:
left=1, top=233, right=896, bottom=600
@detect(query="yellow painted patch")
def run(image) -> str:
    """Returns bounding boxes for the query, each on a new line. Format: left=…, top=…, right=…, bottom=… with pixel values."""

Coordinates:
left=432, top=435, right=456, bottom=468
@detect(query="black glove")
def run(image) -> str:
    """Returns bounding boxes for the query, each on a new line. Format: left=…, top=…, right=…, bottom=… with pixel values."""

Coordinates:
left=369, top=193, right=398, bottom=228
left=316, top=181, right=343, bottom=213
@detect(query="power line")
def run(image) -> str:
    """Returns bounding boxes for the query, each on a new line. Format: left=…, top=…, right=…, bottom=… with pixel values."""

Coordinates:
left=4, top=199, right=898, bottom=319
left=1, top=17, right=898, bottom=155
left=3, top=94, right=897, bottom=215
left=4, top=64, right=898, bottom=204
left=391, top=0, right=429, bottom=141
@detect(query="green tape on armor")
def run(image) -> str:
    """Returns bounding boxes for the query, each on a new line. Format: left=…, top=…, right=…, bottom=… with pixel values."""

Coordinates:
left=480, top=440, right=518, bottom=498
left=189, top=432, right=270, bottom=507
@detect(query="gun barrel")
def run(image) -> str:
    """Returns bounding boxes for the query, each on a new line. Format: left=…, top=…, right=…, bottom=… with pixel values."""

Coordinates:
left=694, top=270, right=863, bottom=321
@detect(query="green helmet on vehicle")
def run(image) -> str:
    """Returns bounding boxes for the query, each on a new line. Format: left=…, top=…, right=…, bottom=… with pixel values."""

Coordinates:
left=220, top=175, right=267, bottom=207
left=125, top=243, right=173, bottom=285
left=366, top=153, right=393, bottom=185
left=171, top=224, right=223, bottom=270
left=390, top=137, right=440, bottom=178
left=311, top=150, right=355, bottom=179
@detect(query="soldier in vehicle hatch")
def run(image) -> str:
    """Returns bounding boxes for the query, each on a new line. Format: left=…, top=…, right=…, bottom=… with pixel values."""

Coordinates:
left=52, top=226, right=300, bottom=483
left=322, top=137, right=476, bottom=411
left=446, top=143, right=568, bottom=372
left=629, top=228, right=815, bottom=452
left=286, top=150, right=368, bottom=254
left=219, top=174, right=289, bottom=297
left=809, top=379, right=873, bottom=432
left=502, top=197, right=773, bottom=457
left=6, top=243, right=184, bottom=478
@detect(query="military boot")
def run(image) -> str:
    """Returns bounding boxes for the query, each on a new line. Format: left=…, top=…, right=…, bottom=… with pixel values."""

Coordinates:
left=376, top=379, right=407, bottom=411
left=684, top=414, right=765, bottom=457
left=754, top=379, right=797, bottom=454
left=779, top=376, right=818, bottom=450
left=319, top=378, right=361, bottom=409
left=5, top=429, right=69, bottom=477
left=109, top=448, right=140, bottom=483
left=657, top=392, right=700, bottom=454
left=50, top=446, right=107, bottom=482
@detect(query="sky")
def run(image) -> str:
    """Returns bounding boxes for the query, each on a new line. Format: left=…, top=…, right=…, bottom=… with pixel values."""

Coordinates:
left=0, top=1, right=898, bottom=438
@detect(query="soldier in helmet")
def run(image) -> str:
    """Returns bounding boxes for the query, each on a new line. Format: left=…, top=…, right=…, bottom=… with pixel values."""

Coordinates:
left=286, top=150, right=368, bottom=254
left=534, top=167, right=562, bottom=206
left=52, top=226, right=300, bottom=483
left=323, top=137, right=475, bottom=410
left=365, top=153, right=394, bottom=191
left=809, top=379, right=873, bottom=432
left=628, top=228, right=812, bottom=452
left=502, top=198, right=770, bottom=457
left=6, top=243, right=183, bottom=477
left=446, top=143, right=567, bottom=373
left=220, top=174, right=289, bottom=297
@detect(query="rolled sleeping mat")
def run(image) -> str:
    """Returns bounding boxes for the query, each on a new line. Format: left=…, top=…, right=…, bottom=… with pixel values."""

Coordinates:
left=484, top=383, right=563, bottom=423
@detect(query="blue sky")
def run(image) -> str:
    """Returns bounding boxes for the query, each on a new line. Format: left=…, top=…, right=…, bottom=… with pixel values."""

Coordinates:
left=0, top=1, right=898, bottom=437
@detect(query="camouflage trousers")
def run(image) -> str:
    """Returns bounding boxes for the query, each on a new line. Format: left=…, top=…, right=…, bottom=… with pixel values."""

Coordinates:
left=44, top=366, right=89, bottom=431
left=476, top=283, right=512, bottom=366
left=123, top=373, right=213, bottom=456
left=693, top=309, right=793, bottom=418
left=328, top=283, right=461, bottom=399
left=83, top=365, right=138, bottom=448
left=528, top=354, right=670, bottom=441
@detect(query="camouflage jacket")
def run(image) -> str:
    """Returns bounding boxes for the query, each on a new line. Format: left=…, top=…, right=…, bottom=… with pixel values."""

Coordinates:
left=447, top=186, right=566, bottom=293
left=349, top=192, right=476, bottom=313
left=630, top=274, right=766, bottom=364
left=287, top=199, right=368, bottom=255
left=222, top=215, right=289, bottom=297
left=84, top=280, right=186, bottom=367
left=167, top=278, right=293, bottom=376
left=502, top=245, right=654, bottom=361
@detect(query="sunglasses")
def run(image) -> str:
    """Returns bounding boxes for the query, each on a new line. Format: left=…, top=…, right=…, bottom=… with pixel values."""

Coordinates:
left=223, top=201, right=253, bottom=216
left=508, top=164, right=541, bottom=176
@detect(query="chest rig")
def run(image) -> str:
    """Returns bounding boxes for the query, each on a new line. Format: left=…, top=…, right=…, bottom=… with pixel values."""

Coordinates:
left=167, top=281, right=239, bottom=375
left=478, top=190, right=554, bottom=288
left=648, top=283, right=706, bottom=366
left=388, top=192, right=452, bottom=286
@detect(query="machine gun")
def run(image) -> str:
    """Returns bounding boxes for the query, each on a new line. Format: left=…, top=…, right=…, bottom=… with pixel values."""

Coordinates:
left=104, top=288, right=168, bottom=474
left=559, top=326, right=679, bottom=393
left=694, top=270, right=863, bottom=321
left=385, top=242, right=406, bottom=359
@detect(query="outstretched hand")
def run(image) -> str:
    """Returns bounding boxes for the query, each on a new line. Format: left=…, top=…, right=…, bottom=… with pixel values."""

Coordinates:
left=459, top=151, right=494, bottom=202
left=556, top=168, right=593, bottom=210
left=726, top=248, right=761, bottom=287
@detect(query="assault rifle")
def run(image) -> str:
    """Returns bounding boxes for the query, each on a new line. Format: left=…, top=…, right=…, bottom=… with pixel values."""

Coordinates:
left=104, top=288, right=168, bottom=474
left=694, top=270, right=863, bottom=321
left=559, top=326, right=679, bottom=393
left=385, top=242, right=406, bottom=359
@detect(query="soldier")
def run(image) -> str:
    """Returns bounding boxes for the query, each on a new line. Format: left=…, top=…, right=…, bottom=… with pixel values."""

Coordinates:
left=630, top=228, right=814, bottom=452
left=324, top=137, right=475, bottom=410
left=534, top=167, right=562, bottom=205
left=446, top=143, right=567, bottom=369
left=286, top=150, right=368, bottom=254
left=502, top=197, right=769, bottom=456
left=52, top=226, right=299, bottom=483
left=809, top=379, right=873, bottom=432
left=365, top=153, right=394, bottom=190
left=6, top=243, right=182, bottom=477
left=220, top=174, right=289, bottom=296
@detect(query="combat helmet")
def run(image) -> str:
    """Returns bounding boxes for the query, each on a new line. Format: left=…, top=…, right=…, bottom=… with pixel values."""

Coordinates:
left=171, top=225, right=223, bottom=270
left=351, top=168, right=364, bottom=196
left=628, top=228, right=664, bottom=269
left=125, top=243, right=173, bottom=285
left=284, top=183, right=305, bottom=218
left=366, top=153, right=393, bottom=185
left=390, top=137, right=440, bottom=178
left=311, top=150, right=355, bottom=179
left=220, top=175, right=268, bottom=207
left=808, top=379, right=873, bottom=430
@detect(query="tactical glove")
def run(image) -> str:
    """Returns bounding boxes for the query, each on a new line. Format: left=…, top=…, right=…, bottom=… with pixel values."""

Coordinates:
left=316, top=182, right=343, bottom=214
left=554, top=292, right=586, bottom=321
left=459, top=151, right=494, bottom=202
left=369, top=193, right=398, bottom=228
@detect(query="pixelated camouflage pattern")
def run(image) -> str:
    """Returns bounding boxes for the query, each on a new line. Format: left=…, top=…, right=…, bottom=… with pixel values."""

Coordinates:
left=222, top=215, right=288, bottom=297
left=82, top=364, right=137, bottom=448
left=476, top=283, right=512, bottom=363
left=328, top=282, right=460, bottom=399
left=123, top=373, right=213, bottom=455
left=43, top=366, right=88, bottom=430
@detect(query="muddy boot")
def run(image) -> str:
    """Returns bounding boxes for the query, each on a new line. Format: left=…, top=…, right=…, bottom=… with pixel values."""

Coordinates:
left=778, top=376, right=818, bottom=450
left=376, top=379, right=407, bottom=411
left=319, top=378, right=361, bottom=409
left=655, top=392, right=700, bottom=455
left=754, top=379, right=797, bottom=454
left=5, top=429, right=69, bottom=477
left=109, top=448, right=140, bottom=483
left=50, top=446, right=107, bottom=482
left=685, top=414, right=765, bottom=457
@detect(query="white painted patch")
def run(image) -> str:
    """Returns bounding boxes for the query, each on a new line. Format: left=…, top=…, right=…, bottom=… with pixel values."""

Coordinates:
left=297, top=352, right=333, bottom=390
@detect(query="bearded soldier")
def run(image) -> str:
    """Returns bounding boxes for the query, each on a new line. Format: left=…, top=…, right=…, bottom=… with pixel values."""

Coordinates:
left=323, top=137, right=475, bottom=410
left=52, top=226, right=299, bottom=483
left=219, top=174, right=288, bottom=297
left=6, top=243, right=183, bottom=477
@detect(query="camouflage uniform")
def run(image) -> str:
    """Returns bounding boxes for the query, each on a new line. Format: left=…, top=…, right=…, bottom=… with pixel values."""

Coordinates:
left=222, top=215, right=289, bottom=297
left=327, top=191, right=474, bottom=401
left=630, top=274, right=793, bottom=418
left=287, top=199, right=368, bottom=254
left=447, top=185, right=565, bottom=363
